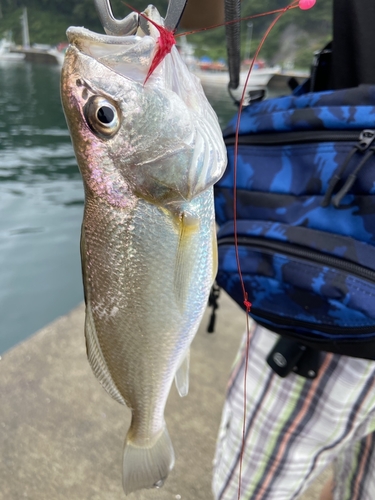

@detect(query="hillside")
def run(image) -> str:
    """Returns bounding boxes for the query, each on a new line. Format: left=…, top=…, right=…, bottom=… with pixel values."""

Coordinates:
left=0, top=0, right=332, bottom=69
left=184, top=0, right=332, bottom=68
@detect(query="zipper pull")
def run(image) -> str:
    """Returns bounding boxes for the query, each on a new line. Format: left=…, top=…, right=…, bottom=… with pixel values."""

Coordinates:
left=333, top=146, right=375, bottom=207
left=321, top=146, right=358, bottom=207
left=321, top=129, right=375, bottom=207
left=356, top=129, right=375, bottom=152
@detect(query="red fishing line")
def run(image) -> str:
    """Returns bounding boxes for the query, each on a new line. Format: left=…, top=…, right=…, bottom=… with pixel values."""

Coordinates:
left=123, top=1, right=301, bottom=85
left=233, top=0, right=300, bottom=311
left=176, top=6, right=299, bottom=37
left=122, top=2, right=316, bottom=498
left=230, top=2, right=304, bottom=497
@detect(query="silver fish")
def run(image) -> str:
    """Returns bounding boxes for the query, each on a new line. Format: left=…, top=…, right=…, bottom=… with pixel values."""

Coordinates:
left=61, top=5, right=226, bottom=495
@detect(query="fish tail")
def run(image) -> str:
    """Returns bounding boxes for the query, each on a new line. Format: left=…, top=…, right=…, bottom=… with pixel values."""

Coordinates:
left=122, top=425, right=175, bottom=495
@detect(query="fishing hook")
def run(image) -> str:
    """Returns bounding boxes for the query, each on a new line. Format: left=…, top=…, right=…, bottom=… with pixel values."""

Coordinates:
left=93, top=0, right=139, bottom=35
left=164, top=0, right=188, bottom=32
left=93, top=0, right=188, bottom=36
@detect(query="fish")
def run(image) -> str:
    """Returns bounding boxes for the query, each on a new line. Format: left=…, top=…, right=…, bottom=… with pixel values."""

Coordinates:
left=60, top=5, right=227, bottom=496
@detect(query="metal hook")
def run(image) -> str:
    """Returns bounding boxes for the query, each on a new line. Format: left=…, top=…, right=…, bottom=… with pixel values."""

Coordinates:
left=164, top=0, right=188, bottom=32
left=93, top=0, right=188, bottom=36
left=93, top=0, right=139, bottom=36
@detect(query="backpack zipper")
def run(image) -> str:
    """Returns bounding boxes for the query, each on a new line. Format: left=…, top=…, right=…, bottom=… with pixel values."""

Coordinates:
left=217, top=236, right=375, bottom=336
left=217, top=235, right=375, bottom=283
left=224, top=129, right=375, bottom=208
left=224, top=129, right=363, bottom=146
left=252, top=311, right=375, bottom=337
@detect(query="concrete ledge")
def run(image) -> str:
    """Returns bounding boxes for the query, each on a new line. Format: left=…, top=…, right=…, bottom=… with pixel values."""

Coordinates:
left=0, top=293, right=329, bottom=499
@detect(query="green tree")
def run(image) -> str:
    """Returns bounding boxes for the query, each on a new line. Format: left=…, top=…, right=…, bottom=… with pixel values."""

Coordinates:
left=0, top=0, right=332, bottom=67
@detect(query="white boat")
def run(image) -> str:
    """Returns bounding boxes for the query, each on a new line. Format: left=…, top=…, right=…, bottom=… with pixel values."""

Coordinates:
left=194, top=67, right=281, bottom=88
left=0, top=39, right=25, bottom=62
left=13, top=9, right=65, bottom=66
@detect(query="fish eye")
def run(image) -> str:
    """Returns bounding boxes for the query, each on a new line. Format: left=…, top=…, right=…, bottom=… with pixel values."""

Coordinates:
left=84, top=96, right=121, bottom=138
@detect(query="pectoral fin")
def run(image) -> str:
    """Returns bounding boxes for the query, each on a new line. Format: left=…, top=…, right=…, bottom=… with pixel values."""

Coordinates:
left=174, top=212, right=199, bottom=307
left=85, top=303, right=126, bottom=405
left=174, top=349, right=190, bottom=397
left=81, top=227, right=124, bottom=404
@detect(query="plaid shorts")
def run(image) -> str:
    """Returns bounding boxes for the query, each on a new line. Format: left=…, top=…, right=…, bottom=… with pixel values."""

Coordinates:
left=212, top=322, right=375, bottom=500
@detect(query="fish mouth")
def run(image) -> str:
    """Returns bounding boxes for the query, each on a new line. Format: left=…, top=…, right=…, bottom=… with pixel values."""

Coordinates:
left=66, top=26, right=155, bottom=82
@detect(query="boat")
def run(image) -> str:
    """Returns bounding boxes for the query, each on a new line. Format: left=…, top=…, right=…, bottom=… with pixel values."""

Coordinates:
left=267, top=70, right=309, bottom=93
left=178, top=38, right=282, bottom=92
left=9, top=8, right=65, bottom=66
left=17, top=46, right=65, bottom=66
left=193, top=66, right=282, bottom=89
left=0, top=38, right=25, bottom=62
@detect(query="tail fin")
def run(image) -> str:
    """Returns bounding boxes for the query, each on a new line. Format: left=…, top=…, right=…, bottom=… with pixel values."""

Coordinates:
left=122, top=426, right=175, bottom=495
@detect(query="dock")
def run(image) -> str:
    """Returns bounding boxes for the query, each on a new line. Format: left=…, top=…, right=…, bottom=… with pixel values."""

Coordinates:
left=0, top=293, right=330, bottom=499
left=11, top=47, right=63, bottom=65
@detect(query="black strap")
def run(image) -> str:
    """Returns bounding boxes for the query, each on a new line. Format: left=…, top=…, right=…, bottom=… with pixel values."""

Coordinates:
left=207, top=283, right=221, bottom=334
left=332, top=0, right=375, bottom=88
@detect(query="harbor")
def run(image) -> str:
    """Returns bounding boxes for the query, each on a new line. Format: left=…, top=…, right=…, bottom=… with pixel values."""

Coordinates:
left=0, top=60, right=331, bottom=498
left=0, top=2, right=336, bottom=498
left=0, top=8, right=65, bottom=65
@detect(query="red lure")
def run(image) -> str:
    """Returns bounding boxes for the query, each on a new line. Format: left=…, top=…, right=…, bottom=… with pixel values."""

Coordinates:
left=144, top=25, right=176, bottom=83
left=123, top=3, right=176, bottom=84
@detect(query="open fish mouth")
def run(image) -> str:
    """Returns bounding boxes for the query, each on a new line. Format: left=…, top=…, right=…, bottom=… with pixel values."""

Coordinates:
left=62, top=12, right=227, bottom=204
left=66, top=26, right=157, bottom=83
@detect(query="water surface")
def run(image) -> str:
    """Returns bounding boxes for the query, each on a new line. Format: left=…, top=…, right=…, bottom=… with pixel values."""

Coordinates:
left=0, top=62, right=84, bottom=354
left=0, top=61, right=240, bottom=354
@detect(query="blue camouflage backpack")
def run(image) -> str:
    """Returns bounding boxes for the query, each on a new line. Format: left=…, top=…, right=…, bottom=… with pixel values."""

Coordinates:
left=214, top=84, right=375, bottom=374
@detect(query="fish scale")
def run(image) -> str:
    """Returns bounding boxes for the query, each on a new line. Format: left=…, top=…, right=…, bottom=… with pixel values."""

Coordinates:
left=83, top=190, right=215, bottom=434
left=61, top=5, right=226, bottom=495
